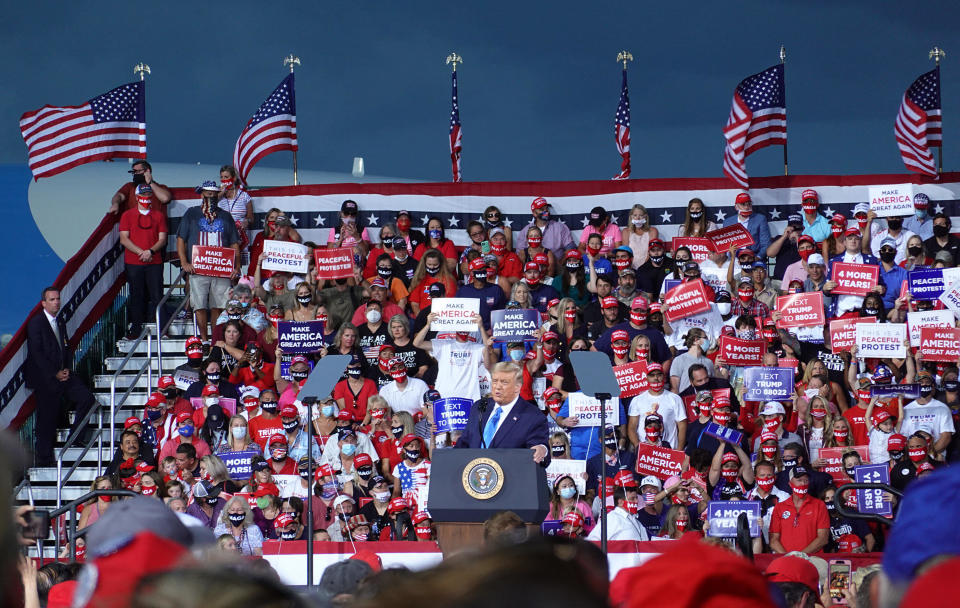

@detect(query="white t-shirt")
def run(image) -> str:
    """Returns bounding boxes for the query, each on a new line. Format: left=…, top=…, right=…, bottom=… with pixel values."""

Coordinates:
left=379, top=377, right=429, bottom=417
left=901, top=399, right=956, bottom=442
left=868, top=428, right=892, bottom=465
left=808, top=426, right=824, bottom=464
left=628, top=390, right=687, bottom=448
left=433, top=340, right=485, bottom=401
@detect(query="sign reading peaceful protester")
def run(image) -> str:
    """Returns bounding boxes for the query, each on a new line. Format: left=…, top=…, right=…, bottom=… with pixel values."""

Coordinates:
left=832, top=262, right=879, bottom=296
left=819, top=446, right=870, bottom=484
left=191, top=245, right=235, bottom=278
left=707, top=501, right=761, bottom=538
left=634, top=443, right=684, bottom=480
left=776, top=292, right=825, bottom=328
left=313, top=248, right=355, bottom=280
left=906, top=309, right=954, bottom=346
left=717, top=335, right=765, bottom=367
left=612, top=361, right=649, bottom=399
left=567, top=392, right=621, bottom=426
left=939, top=279, right=960, bottom=319
left=220, top=450, right=260, bottom=481
left=262, top=240, right=310, bottom=274
left=829, top=317, right=876, bottom=352
left=920, top=327, right=960, bottom=361
left=431, top=298, right=480, bottom=332
left=743, top=367, right=795, bottom=401
left=855, top=322, right=906, bottom=358
left=909, top=268, right=949, bottom=300
left=869, top=184, right=914, bottom=217
left=663, top=279, right=712, bottom=322
left=704, top=224, right=754, bottom=252
left=545, top=459, right=587, bottom=495
left=490, top=309, right=541, bottom=342
left=173, top=368, right=199, bottom=391
left=432, top=397, right=472, bottom=434
left=855, top=464, right=893, bottom=517
left=277, top=320, right=326, bottom=353
left=671, top=237, right=713, bottom=263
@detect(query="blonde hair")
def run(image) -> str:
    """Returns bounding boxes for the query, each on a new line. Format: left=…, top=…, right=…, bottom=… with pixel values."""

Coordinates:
left=491, top=361, right=523, bottom=384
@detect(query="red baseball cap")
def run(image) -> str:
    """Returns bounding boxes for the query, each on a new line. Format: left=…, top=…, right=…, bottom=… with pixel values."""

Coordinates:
left=631, top=297, right=648, bottom=310
left=564, top=249, right=582, bottom=261
left=614, top=470, right=638, bottom=488
left=543, top=387, right=562, bottom=403
left=649, top=238, right=666, bottom=249
left=369, top=277, right=387, bottom=289
left=388, top=497, right=409, bottom=514
left=268, top=433, right=287, bottom=446
left=175, top=412, right=193, bottom=424
left=157, top=375, right=176, bottom=390
left=336, top=410, right=354, bottom=421
left=124, top=416, right=141, bottom=429
left=836, top=534, right=862, bottom=552
left=831, top=213, right=847, bottom=225
left=648, top=302, right=662, bottom=313
left=872, top=409, right=892, bottom=426
left=185, top=336, right=203, bottom=358
left=533, top=252, right=549, bottom=265
left=646, top=362, right=664, bottom=373
left=531, top=197, right=548, bottom=211
left=401, top=434, right=422, bottom=448
left=314, top=464, right=335, bottom=480
left=541, top=330, right=560, bottom=342
left=888, top=433, right=907, bottom=451
left=254, top=483, right=280, bottom=498
left=760, top=431, right=778, bottom=444
left=146, top=392, right=165, bottom=409
left=801, top=189, right=819, bottom=203
left=280, top=404, right=299, bottom=419
left=611, top=329, right=629, bottom=342
left=601, top=296, right=619, bottom=309
left=547, top=298, right=561, bottom=309
left=354, top=453, right=373, bottom=467
left=290, top=355, right=309, bottom=366
left=524, top=261, right=540, bottom=272
left=412, top=511, right=431, bottom=524
left=274, top=513, right=295, bottom=529
left=562, top=511, right=584, bottom=528
left=735, top=192, right=752, bottom=205
left=201, top=384, right=219, bottom=397
left=797, top=235, right=815, bottom=247
left=844, top=227, right=861, bottom=238
left=469, top=258, right=485, bottom=271
left=765, top=555, right=820, bottom=594
left=721, top=452, right=739, bottom=465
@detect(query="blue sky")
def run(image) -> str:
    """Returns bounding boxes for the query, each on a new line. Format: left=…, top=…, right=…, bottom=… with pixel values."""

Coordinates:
left=1, top=2, right=958, bottom=182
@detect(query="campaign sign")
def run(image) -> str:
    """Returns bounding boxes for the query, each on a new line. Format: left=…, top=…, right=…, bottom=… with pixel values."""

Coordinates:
left=855, top=323, right=906, bottom=359
left=703, top=422, right=744, bottom=446
left=869, top=184, right=914, bottom=217
left=705, top=224, right=755, bottom=252
left=313, top=248, right=355, bottom=280
left=829, top=317, right=877, bottom=352
left=431, top=297, right=481, bottom=332
left=173, top=368, right=199, bottom=391
left=672, top=237, right=713, bottom=263
left=635, top=443, right=685, bottom=480
left=279, top=357, right=313, bottom=382
left=663, top=279, right=712, bottom=322
left=870, top=383, right=920, bottom=399
left=908, top=268, right=948, bottom=300
left=545, top=459, right=587, bottom=495
left=568, top=392, right=621, bottom=426
left=612, top=361, right=649, bottom=399
left=717, top=335, right=765, bottom=367
left=707, top=501, right=761, bottom=538
left=940, top=278, right=960, bottom=319
left=262, top=240, right=310, bottom=274
left=189, top=397, right=236, bottom=417
left=220, top=450, right=259, bottom=481
left=277, top=320, right=326, bottom=353
left=818, top=446, right=870, bottom=484
left=832, top=262, right=879, bottom=296
left=907, top=309, right=954, bottom=346
left=272, top=474, right=301, bottom=498
left=662, top=279, right=681, bottom=294
left=776, top=292, right=825, bottom=328
left=743, top=367, right=795, bottom=401
left=432, top=397, right=472, bottom=434
left=541, top=520, right=563, bottom=536
left=855, top=464, right=893, bottom=516
left=490, top=309, right=541, bottom=342
left=191, top=245, right=235, bottom=278
left=920, top=326, right=960, bottom=362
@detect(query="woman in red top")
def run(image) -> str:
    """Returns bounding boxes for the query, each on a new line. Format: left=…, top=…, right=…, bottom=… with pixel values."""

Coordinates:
left=333, top=359, right=378, bottom=422
left=247, top=208, right=302, bottom=276
left=407, top=250, right=458, bottom=315
left=413, top=217, right=457, bottom=273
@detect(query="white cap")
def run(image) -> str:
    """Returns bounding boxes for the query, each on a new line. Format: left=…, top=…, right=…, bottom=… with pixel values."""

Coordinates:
left=240, top=385, right=261, bottom=399
left=854, top=202, right=870, bottom=215
left=761, top=401, right=786, bottom=416
left=333, top=495, right=355, bottom=509
left=639, top=475, right=662, bottom=491
left=806, top=253, right=825, bottom=266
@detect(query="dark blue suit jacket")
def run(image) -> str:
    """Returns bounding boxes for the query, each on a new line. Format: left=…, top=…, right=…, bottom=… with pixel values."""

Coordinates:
left=25, top=312, right=70, bottom=389
left=455, top=396, right=551, bottom=466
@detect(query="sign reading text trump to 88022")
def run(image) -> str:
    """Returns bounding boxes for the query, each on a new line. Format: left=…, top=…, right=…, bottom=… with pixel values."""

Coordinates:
left=567, top=392, right=620, bottom=426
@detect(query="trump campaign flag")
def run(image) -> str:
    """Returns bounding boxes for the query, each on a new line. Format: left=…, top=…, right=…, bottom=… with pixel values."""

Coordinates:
left=20, top=81, right=146, bottom=180
left=722, top=64, right=787, bottom=188
left=234, top=73, right=297, bottom=184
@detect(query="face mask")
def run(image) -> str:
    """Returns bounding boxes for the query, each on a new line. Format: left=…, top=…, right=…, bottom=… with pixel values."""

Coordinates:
left=764, top=418, right=781, bottom=433
left=645, top=429, right=660, bottom=443
left=559, top=487, right=577, bottom=500
left=712, top=411, right=731, bottom=425
left=318, top=405, right=335, bottom=419
left=346, top=368, right=362, bottom=379
left=887, top=219, right=903, bottom=231
left=880, top=251, right=896, bottom=264
left=342, top=443, right=357, bottom=457
left=509, top=349, right=524, bottom=362
left=716, top=302, right=731, bottom=315
left=373, top=490, right=391, bottom=502
left=782, top=458, right=797, bottom=469
left=736, top=329, right=756, bottom=340
left=907, top=245, right=924, bottom=257
left=565, top=261, right=582, bottom=273
left=738, top=207, right=752, bottom=218
left=178, top=425, right=194, bottom=438
left=473, top=271, right=487, bottom=281
left=227, top=313, right=241, bottom=321
left=738, top=289, right=754, bottom=303
left=425, top=265, right=440, bottom=276
left=647, top=378, right=664, bottom=393
left=945, top=380, right=959, bottom=392
left=624, top=500, right=639, bottom=515
left=428, top=229, right=442, bottom=240
left=689, top=211, right=703, bottom=221
left=146, top=408, right=161, bottom=421
left=280, top=529, right=298, bottom=541
left=761, top=445, right=777, bottom=459
left=811, top=408, right=827, bottom=420
left=271, top=447, right=287, bottom=461
left=908, top=447, right=926, bottom=462
left=650, top=254, right=665, bottom=264
left=528, top=235, right=542, bottom=247
left=675, top=519, right=688, bottom=531
left=790, top=482, right=809, bottom=496
left=405, top=449, right=421, bottom=460
left=390, top=367, right=408, bottom=382
left=721, top=469, right=738, bottom=482
left=321, top=482, right=338, bottom=499
left=140, top=484, right=157, bottom=496
left=207, top=373, right=220, bottom=384
left=586, top=245, right=601, bottom=257
left=889, top=450, right=903, bottom=461
left=603, top=437, right=618, bottom=450
left=833, top=427, right=849, bottom=441
left=631, top=217, right=647, bottom=227
left=391, top=426, right=405, bottom=439
left=415, top=525, right=433, bottom=539
left=934, top=225, right=950, bottom=238
left=538, top=210, right=551, bottom=221
left=825, top=501, right=836, bottom=512
left=205, top=396, right=219, bottom=407
left=636, top=347, right=649, bottom=360
left=844, top=466, right=857, bottom=477
left=630, top=311, right=647, bottom=325
left=357, top=467, right=373, bottom=480
left=231, top=426, right=247, bottom=439
left=699, top=337, right=712, bottom=351
left=550, top=445, right=565, bottom=456
left=831, top=225, right=845, bottom=239
left=920, top=384, right=935, bottom=397
left=798, top=249, right=814, bottom=261
left=396, top=217, right=411, bottom=232
left=525, top=275, right=541, bottom=287
left=614, top=259, right=631, bottom=271
left=366, top=310, right=382, bottom=324
left=261, top=402, right=279, bottom=414
left=283, top=419, right=300, bottom=433
left=290, top=368, right=309, bottom=382
left=228, top=513, right=245, bottom=526
left=756, top=476, right=775, bottom=492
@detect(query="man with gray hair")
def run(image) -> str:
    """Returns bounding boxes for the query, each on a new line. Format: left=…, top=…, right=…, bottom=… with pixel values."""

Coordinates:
left=454, top=361, right=550, bottom=464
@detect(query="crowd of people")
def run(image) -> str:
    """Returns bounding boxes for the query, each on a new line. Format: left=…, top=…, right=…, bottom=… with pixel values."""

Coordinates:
left=14, top=161, right=960, bottom=606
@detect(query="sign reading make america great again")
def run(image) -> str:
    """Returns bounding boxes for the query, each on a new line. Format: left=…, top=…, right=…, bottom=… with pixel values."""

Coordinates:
left=490, top=309, right=541, bottom=342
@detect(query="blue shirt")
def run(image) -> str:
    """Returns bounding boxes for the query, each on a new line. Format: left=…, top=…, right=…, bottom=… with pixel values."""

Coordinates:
left=557, top=399, right=627, bottom=460
left=723, top=213, right=771, bottom=259
left=904, top=215, right=934, bottom=241
left=878, top=263, right=908, bottom=311
left=456, top=282, right=506, bottom=329
left=802, top=213, right=832, bottom=243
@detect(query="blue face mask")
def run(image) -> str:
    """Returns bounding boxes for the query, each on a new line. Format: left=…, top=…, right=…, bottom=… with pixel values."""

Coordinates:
left=178, top=425, right=194, bottom=438
left=916, top=209, right=927, bottom=220
left=559, top=487, right=577, bottom=500
left=240, top=301, right=249, bottom=308
left=322, top=405, right=335, bottom=418
left=429, top=229, right=442, bottom=240
left=145, top=408, right=161, bottom=421
left=700, top=337, right=712, bottom=351
left=508, top=349, right=524, bottom=361
left=342, top=443, right=357, bottom=457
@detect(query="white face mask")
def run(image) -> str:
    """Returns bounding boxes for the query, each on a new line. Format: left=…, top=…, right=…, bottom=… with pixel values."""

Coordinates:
left=205, top=397, right=219, bottom=407
left=373, top=490, right=391, bottom=502
left=631, top=217, right=646, bottom=227
left=717, top=303, right=731, bottom=315
left=231, top=427, right=247, bottom=439
left=366, top=310, right=382, bottom=324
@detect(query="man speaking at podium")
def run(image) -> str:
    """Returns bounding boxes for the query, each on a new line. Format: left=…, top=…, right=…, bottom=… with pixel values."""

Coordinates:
left=455, top=362, right=550, bottom=466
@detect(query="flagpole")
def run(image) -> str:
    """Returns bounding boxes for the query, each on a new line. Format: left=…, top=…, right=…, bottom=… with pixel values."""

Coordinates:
left=930, top=46, right=946, bottom=175
left=446, top=53, right=463, bottom=182
left=780, top=45, right=788, bottom=176
left=133, top=63, right=150, bottom=161
left=284, top=54, right=301, bottom=185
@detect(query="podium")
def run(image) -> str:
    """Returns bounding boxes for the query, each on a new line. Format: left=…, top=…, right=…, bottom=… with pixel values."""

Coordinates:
left=427, top=449, right=550, bottom=555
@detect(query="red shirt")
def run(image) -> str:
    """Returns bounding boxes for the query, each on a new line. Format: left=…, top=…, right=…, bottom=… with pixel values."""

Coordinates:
left=229, top=363, right=277, bottom=393
left=414, top=240, right=457, bottom=262
left=497, top=252, right=523, bottom=279
left=115, top=181, right=169, bottom=213
left=269, top=457, right=297, bottom=475
left=248, top=414, right=284, bottom=449
left=333, top=378, right=378, bottom=421
left=408, top=276, right=458, bottom=311
left=119, top=208, right=168, bottom=265
left=769, top=494, right=829, bottom=553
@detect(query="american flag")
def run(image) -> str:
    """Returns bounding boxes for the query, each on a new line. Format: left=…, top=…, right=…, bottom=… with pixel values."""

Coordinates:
left=895, top=67, right=941, bottom=176
left=643, top=491, right=656, bottom=506
left=722, top=64, right=786, bottom=188
left=614, top=69, right=631, bottom=180
left=449, top=71, right=463, bottom=183
left=19, top=81, right=145, bottom=180
left=234, top=73, right=297, bottom=185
